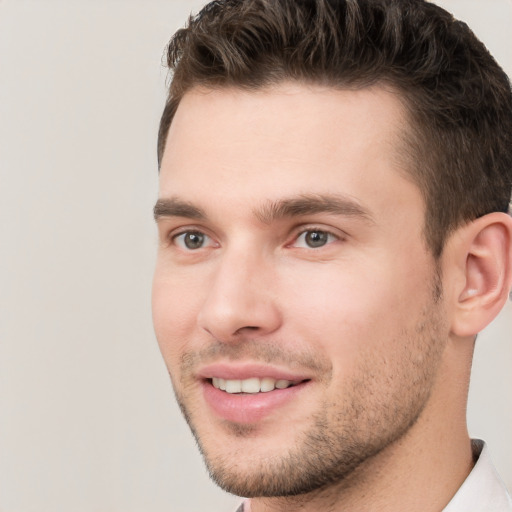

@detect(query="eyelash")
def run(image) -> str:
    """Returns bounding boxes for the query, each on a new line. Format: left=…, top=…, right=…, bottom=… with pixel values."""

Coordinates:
left=291, top=227, right=341, bottom=249
left=167, top=226, right=343, bottom=252
left=171, top=229, right=215, bottom=250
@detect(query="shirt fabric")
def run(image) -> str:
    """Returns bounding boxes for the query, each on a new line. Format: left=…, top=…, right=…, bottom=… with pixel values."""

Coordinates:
left=235, top=440, right=511, bottom=511
left=443, top=440, right=512, bottom=511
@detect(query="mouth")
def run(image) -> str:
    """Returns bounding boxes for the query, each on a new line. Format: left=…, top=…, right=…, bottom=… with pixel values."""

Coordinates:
left=210, top=376, right=305, bottom=394
left=198, top=365, right=312, bottom=424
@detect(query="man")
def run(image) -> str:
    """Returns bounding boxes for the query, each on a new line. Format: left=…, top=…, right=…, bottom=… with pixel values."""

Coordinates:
left=152, top=0, right=512, bottom=510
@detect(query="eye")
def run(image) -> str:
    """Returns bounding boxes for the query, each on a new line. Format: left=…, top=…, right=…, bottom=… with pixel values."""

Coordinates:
left=293, top=229, right=338, bottom=249
left=173, top=231, right=214, bottom=250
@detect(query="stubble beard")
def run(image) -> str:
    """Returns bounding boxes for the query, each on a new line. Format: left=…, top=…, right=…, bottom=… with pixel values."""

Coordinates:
left=172, top=276, right=447, bottom=498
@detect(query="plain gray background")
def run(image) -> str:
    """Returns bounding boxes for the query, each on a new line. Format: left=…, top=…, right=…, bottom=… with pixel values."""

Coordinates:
left=0, top=1, right=510, bottom=511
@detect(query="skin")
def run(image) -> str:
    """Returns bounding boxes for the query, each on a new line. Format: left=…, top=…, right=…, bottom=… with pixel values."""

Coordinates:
left=152, top=83, right=510, bottom=511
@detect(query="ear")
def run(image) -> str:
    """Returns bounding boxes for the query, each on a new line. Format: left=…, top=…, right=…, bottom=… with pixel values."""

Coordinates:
left=447, top=212, right=512, bottom=338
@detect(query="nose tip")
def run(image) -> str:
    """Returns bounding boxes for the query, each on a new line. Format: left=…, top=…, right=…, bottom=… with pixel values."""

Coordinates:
left=197, top=257, right=281, bottom=342
left=198, top=290, right=281, bottom=342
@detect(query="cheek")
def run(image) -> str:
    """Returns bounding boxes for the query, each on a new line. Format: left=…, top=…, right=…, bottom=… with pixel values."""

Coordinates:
left=152, top=267, right=202, bottom=366
left=281, top=255, right=433, bottom=362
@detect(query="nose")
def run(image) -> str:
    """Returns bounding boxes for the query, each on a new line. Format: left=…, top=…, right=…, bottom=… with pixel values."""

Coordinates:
left=197, top=249, right=282, bottom=342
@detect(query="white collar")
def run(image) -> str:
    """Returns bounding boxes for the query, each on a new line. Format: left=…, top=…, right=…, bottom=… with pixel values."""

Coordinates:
left=443, top=440, right=512, bottom=511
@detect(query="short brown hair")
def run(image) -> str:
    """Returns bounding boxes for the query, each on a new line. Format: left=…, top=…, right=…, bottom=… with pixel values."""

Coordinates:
left=158, top=0, right=512, bottom=257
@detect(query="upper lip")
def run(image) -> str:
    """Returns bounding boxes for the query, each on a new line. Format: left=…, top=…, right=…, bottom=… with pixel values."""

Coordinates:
left=197, top=362, right=311, bottom=382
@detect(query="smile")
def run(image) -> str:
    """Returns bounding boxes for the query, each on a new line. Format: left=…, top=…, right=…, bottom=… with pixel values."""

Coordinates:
left=211, top=377, right=300, bottom=394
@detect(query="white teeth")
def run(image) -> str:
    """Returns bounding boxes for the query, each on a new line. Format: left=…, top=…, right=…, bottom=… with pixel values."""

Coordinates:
left=211, top=377, right=295, bottom=394
left=241, top=378, right=261, bottom=393
left=260, top=377, right=276, bottom=392
left=225, top=380, right=242, bottom=393
left=212, top=377, right=226, bottom=390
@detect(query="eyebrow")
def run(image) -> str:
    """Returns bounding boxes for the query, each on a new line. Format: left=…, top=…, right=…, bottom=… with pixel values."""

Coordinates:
left=254, top=194, right=375, bottom=224
left=153, top=198, right=206, bottom=221
left=153, top=193, right=374, bottom=224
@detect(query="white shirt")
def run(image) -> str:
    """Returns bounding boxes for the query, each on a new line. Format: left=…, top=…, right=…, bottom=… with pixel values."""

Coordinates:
left=443, top=440, right=512, bottom=511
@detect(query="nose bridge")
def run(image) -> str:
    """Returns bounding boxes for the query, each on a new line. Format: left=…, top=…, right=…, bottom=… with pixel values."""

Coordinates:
left=198, top=241, right=280, bottom=340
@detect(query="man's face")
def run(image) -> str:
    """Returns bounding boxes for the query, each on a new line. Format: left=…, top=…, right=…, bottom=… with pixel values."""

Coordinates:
left=153, top=83, right=448, bottom=497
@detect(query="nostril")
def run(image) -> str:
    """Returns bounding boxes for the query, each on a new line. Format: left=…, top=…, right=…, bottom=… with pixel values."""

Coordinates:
left=233, top=325, right=259, bottom=335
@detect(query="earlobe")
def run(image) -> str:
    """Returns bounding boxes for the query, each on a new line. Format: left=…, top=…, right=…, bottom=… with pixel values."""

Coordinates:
left=450, top=212, right=512, bottom=338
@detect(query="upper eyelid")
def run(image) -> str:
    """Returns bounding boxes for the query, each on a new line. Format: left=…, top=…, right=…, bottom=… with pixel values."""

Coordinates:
left=292, top=224, right=347, bottom=240
left=296, top=227, right=338, bottom=238
left=161, top=223, right=211, bottom=239
left=171, top=228, right=214, bottom=244
left=296, top=226, right=336, bottom=234
left=171, top=227, right=207, bottom=238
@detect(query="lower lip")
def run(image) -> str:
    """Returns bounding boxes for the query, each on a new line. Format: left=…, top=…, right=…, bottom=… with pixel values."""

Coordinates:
left=202, top=380, right=309, bottom=424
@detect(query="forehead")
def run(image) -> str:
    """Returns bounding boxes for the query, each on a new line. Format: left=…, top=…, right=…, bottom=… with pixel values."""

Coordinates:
left=159, top=83, right=419, bottom=220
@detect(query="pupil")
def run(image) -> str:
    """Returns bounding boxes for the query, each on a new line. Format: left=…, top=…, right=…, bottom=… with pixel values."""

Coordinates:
left=185, top=232, right=204, bottom=249
left=306, top=231, right=328, bottom=248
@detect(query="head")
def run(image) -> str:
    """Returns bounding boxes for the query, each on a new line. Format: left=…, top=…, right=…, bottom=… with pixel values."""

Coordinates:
left=153, top=0, right=512, bottom=503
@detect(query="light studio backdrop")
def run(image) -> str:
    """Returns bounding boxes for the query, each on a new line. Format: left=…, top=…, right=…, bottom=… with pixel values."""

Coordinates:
left=0, top=1, right=510, bottom=511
